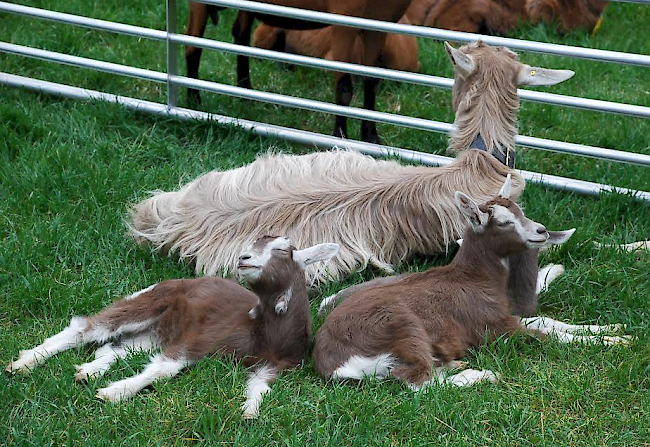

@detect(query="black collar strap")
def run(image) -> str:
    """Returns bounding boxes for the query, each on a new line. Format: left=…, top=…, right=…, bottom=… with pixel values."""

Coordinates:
left=470, top=134, right=515, bottom=168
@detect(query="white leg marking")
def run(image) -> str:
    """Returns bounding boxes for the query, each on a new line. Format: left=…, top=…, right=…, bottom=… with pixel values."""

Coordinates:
left=75, top=343, right=126, bottom=382
left=536, top=264, right=565, bottom=294
left=74, top=333, right=159, bottom=381
left=413, top=366, right=499, bottom=390
left=445, top=369, right=500, bottom=387
left=594, top=240, right=650, bottom=252
left=317, top=294, right=338, bottom=316
left=332, top=354, right=396, bottom=380
left=96, top=354, right=187, bottom=402
left=521, top=316, right=631, bottom=345
left=241, top=364, right=278, bottom=419
left=6, top=317, right=87, bottom=374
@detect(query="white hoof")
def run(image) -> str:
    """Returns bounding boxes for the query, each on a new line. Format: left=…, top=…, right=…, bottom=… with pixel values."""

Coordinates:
left=96, top=384, right=130, bottom=402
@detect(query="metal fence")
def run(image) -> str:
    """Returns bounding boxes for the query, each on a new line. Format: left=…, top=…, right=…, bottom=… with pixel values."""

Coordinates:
left=1, top=0, right=649, bottom=200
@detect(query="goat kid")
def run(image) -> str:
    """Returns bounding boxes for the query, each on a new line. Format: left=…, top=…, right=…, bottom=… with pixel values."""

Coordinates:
left=6, top=236, right=339, bottom=418
left=313, top=176, right=629, bottom=389
left=185, top=0, right=413, bottom=143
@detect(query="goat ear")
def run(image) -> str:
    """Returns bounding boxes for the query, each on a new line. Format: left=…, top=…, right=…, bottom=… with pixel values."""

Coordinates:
left=293, top=243, right=340, bottom=267
left=544, top=228, right=576, bottom=247
left=517, top=65, right=574, bottom=86
left=444, top=42, right=476, bottom=79
left=455, top=191, right=489, bottom=230
left=498, top=173, right=513, bottom=200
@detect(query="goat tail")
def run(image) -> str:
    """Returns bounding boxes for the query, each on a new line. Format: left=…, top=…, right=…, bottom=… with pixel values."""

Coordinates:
left=127, top=189, right=184, bottom=248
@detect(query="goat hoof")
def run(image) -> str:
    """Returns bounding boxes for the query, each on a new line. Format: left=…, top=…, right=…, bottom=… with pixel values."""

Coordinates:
left=318, top=294, right=337, bottom=316
left=74, top=364, right=100, bottom=382
left=96, top=386, right=125, bottom=402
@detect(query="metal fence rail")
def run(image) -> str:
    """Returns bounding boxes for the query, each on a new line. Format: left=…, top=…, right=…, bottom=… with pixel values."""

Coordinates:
left=0, top=0, right=648, bottom=201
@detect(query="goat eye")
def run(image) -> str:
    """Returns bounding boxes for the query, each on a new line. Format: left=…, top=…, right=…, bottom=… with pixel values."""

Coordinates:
left=497, top=221, right=513, bottom=227
left=273, top=248, right=289, bottom=254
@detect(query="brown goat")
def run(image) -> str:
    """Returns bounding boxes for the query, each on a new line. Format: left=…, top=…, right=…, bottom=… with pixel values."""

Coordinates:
left=6, top=236, right=339, bottom=418
left=184, top=0, right=414, bottom=143
left=313, top=176, right=628, bottom=389
left=251, top=15, right=421, bottom=73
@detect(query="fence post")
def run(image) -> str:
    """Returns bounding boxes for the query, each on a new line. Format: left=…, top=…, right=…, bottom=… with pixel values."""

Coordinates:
left=166, top=0, right=179, bottom=107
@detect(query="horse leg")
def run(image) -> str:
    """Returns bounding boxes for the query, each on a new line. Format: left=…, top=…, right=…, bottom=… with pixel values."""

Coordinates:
left=330, top=25, right=359, bottom=139
left=359, top=30, right=387, bottom=144
left=232, top=11, right=255, bottom=89
left=185, top=2, right=212, bottom=105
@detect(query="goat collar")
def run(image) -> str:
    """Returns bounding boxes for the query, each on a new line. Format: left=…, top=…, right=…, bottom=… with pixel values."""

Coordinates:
left=470, top=134, right=515, bottom=168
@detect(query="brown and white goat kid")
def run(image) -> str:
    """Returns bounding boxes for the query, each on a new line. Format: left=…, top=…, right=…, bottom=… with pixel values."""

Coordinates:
left=6, top=236, right=339, bottom=418
left=313, top=177, right=628, bottom=389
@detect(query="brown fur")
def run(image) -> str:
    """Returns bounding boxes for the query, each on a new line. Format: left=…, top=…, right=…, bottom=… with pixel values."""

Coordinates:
left=313, top=196, right=543, bottom=386
left=406, top=0, right=606, bottom=34
left=251, top=16, right=421, bottom=73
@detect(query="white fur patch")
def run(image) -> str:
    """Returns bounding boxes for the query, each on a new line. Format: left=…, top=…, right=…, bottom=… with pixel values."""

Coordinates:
left=84, top=319, right=154, bottom=344
left=242, top=364, right=277, bottom=419
left=492, top=205, right=545, bottom=248
left=238, top=237, right=291, bottom=282
left=332, top=354, right=396, bottom=380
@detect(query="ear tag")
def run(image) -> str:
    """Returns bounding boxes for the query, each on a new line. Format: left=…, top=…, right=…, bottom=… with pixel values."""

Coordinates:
left=530, top=70, right=536, bottom=76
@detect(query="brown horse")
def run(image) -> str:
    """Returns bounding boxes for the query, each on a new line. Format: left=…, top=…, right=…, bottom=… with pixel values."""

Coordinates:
left=184, top=1, right=414, bottom=144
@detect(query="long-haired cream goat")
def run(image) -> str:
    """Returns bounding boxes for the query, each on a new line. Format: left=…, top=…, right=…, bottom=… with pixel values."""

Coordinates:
left=129, top=41, right=574, bottom=283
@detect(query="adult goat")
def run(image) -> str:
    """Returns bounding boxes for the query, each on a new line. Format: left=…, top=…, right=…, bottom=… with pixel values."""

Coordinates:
left=6, top=236, right=339, bottom=418
left=312, top=176, right=629, bottom=389
left=184, top=0, right=414, bottom=143
left=129, top=41, right=573, bottom=284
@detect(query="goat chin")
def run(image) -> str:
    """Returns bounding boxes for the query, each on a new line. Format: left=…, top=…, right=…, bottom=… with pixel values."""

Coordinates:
left=128, top=149, right=523, bottom=283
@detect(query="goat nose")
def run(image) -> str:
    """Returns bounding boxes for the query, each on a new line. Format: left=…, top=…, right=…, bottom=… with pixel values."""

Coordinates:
left=537, top=225, right=547, bottom=235
left=239, top=253, right=252, bottom=261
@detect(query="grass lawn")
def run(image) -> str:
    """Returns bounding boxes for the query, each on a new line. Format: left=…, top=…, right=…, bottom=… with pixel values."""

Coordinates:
left=1, top=0, right=650, bottom=445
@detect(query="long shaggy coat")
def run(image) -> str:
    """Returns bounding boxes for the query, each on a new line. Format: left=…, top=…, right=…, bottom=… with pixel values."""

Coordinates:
left=130, top=150, right=523, bottom=283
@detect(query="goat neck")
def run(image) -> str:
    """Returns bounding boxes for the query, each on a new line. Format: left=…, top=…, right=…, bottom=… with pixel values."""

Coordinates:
left=448, top=42, right=519, bottom=160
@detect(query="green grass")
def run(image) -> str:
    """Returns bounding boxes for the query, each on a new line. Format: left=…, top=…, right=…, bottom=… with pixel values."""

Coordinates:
left=1, top=0, right=650, bottom=445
